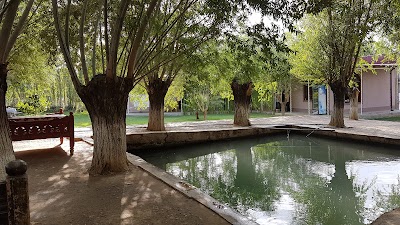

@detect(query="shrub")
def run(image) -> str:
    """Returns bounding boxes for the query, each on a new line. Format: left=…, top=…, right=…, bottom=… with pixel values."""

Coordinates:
left=16, top=94, right=49, bottom=115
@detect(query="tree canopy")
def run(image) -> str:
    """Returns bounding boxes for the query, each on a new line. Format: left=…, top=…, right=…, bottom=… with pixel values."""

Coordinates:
left=288, top=0, right=395, bottom=127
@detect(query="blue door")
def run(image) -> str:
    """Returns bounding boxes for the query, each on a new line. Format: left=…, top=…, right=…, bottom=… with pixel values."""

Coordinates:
left=318, top=85, right=327, bottom=115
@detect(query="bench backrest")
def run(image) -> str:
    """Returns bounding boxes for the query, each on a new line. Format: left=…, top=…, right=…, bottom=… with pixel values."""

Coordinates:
left=8, top=113, right=74, bottom=141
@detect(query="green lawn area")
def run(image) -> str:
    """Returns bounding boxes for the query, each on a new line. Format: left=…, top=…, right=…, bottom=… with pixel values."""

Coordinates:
left=73, top=113, right=275, bottom=127
left=372, top=117, right=400, bottom=122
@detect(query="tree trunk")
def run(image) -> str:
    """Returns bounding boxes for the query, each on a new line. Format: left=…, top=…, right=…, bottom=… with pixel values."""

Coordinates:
left=203, top=110, right=207, bottom=120
left=328, top=154, right=360, bottom=224
left=231, top=80, right=252, bottom=126
left=79, top=75, right=132, bottom=175
left=349, top=88, right=359, bottom=120
left=329, top=84, right=346, bottom=128
left=280, top=100, right=287, bottom=116
left=146, top=79, right=169, bottom=131
left=147, top=90, right=166, bottom=131
left=235, top=148, right=255, bottom=188
left=0, top=63, right=15, bottom=181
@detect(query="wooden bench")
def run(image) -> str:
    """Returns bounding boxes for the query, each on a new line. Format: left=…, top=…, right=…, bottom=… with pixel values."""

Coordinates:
left=8, top=112, right=75, bottom=155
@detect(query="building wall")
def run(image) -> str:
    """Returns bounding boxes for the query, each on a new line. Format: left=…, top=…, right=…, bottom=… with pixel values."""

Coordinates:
left=291, top=67, right=398, bottom=114
left=291, top=84, right=311, bottom=113
left=360, top=68, right=398, bottom=112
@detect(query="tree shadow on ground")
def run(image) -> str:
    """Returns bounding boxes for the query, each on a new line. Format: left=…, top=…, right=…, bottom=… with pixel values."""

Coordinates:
left=13, top=141, right=228, bottom=225
left=15, top=141, right=126, bottom=224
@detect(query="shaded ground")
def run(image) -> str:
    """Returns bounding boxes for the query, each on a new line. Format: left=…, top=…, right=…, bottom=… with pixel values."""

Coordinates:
left=13, top=140, right=229, bottom=225
left=371, top=208, right=400, bottom=225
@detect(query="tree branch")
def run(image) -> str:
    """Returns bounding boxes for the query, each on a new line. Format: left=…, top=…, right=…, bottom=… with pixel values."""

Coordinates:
left=79, top=0, right=89, bottom=84
left=4, top=0, right=35, bottom=60
left=99, top=15, right=105, bottom=74
left=126, top=0, right=159, bottom=79
left=0, top=0, right=20, bottom=62
left=92, top=12, right=101, bottom=77
left=0, top=0, right=10, bottom=24
left=105, top=0, right=130, bottom=79
left=51, top=0, right=82, bottom=92
left=134, top=0, right=195, bottom=72
left=136, top=15, right=210, bottom=78
left=65, top=0, right=71, bottom=51
left=103, top=0, right=109, bottom=65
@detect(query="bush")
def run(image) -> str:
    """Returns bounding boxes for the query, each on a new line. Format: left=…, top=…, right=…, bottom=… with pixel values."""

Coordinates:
left=16, top=94, right=49, bottom=115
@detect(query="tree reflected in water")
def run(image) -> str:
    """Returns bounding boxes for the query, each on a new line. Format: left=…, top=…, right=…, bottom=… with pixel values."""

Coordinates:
left=139, top=135, right=400, bottom=225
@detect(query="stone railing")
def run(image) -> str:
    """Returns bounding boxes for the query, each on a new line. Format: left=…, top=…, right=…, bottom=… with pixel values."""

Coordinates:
left=0, top=160, right=30, bottom=225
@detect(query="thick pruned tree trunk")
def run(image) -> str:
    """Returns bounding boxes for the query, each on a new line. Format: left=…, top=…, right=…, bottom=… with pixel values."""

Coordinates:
left=277, top=92, right=288, bottom=116
left=280, top=100, right=288, bottom=116
left=78, top=75, right=133, bottom=175
left=231, top=80, right=252, bottom=126
left=349, top=88, right=359, bottom=120
left=329, top=82, right=346, bottom=128
left=146, top=79, right=170, bottom=131
left=0, top=63, right=15, bottom=181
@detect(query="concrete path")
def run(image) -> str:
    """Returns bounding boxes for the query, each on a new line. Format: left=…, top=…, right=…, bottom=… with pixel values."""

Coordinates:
left=14, top=114, right=400, bottom=225
left=75, top=114, right=400, bottom=140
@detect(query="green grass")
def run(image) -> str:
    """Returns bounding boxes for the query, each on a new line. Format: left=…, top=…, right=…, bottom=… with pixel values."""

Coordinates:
left=73, top=112, right=275, bottom=127
left=372, top=117, right=400, bottom=122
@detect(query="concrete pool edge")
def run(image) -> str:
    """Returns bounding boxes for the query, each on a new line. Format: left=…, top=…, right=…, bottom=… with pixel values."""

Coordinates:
left=127, top=124, right=400, bottom=151
left=126, top=153, right=258, bottom=225
left=126, top=127, right=284, bottom=151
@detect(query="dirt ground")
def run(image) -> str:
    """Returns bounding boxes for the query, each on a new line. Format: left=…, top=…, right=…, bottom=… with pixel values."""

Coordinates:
left=13, top=139, right=229, bottom=225
left=371, top=208, right=400, bottom=225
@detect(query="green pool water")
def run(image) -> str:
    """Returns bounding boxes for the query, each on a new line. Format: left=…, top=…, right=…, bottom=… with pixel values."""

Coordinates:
left=137, top=134, right=400, bottom=225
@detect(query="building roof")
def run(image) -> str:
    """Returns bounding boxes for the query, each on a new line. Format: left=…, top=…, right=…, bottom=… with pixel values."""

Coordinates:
left=360, top=55, right=397, bottom=67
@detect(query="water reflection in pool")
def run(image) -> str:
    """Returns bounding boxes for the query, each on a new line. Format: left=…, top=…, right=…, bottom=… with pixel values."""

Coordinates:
left=137, top=134, right=400, bottom=225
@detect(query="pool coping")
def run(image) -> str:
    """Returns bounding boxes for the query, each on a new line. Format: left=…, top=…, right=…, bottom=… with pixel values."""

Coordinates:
left=126, top=153, right=258, bottom=225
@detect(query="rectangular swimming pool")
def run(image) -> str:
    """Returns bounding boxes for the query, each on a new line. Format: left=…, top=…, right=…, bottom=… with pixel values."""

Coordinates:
left=136, top=134, right=400, bottom=225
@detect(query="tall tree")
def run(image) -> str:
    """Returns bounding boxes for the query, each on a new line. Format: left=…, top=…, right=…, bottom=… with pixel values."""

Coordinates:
left=228, top=41, right=262, bottom=126
left=267, top=54, right=292, bottom=115
left=51, top=0, right=234, bottom=174
left=182, top=41, right=227, bottom=120
left=219, top=37, right=269, bottom=126
left=0, top=0, right=35, bottom=181
left=142, top=2, right=220, bottom=131
left=289, top=1, right=392, bottom=127
left=320, top=0, right=391, bottom=127
left=224, top=0, right=328, bottom=125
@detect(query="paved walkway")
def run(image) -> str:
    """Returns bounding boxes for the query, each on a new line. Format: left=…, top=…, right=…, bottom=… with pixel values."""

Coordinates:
left=13, top=114, right=400, bottom=225
left=123, top=115, right=400, bottom=139
left=74, top=114, right=400, bottom=139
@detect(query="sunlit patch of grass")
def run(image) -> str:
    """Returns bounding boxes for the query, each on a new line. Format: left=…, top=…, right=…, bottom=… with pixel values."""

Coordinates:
left=372, top=117, right=400, bottom=122
left=73, top=112, right=275, bottom=127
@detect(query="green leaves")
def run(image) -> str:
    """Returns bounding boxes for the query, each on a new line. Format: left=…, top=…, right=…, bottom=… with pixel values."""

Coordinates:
left=288, top=14, right=327, bottom=82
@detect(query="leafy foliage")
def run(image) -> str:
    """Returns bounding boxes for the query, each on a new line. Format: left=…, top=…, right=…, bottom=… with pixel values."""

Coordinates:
left=16, top=94, right=49, bottom=114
